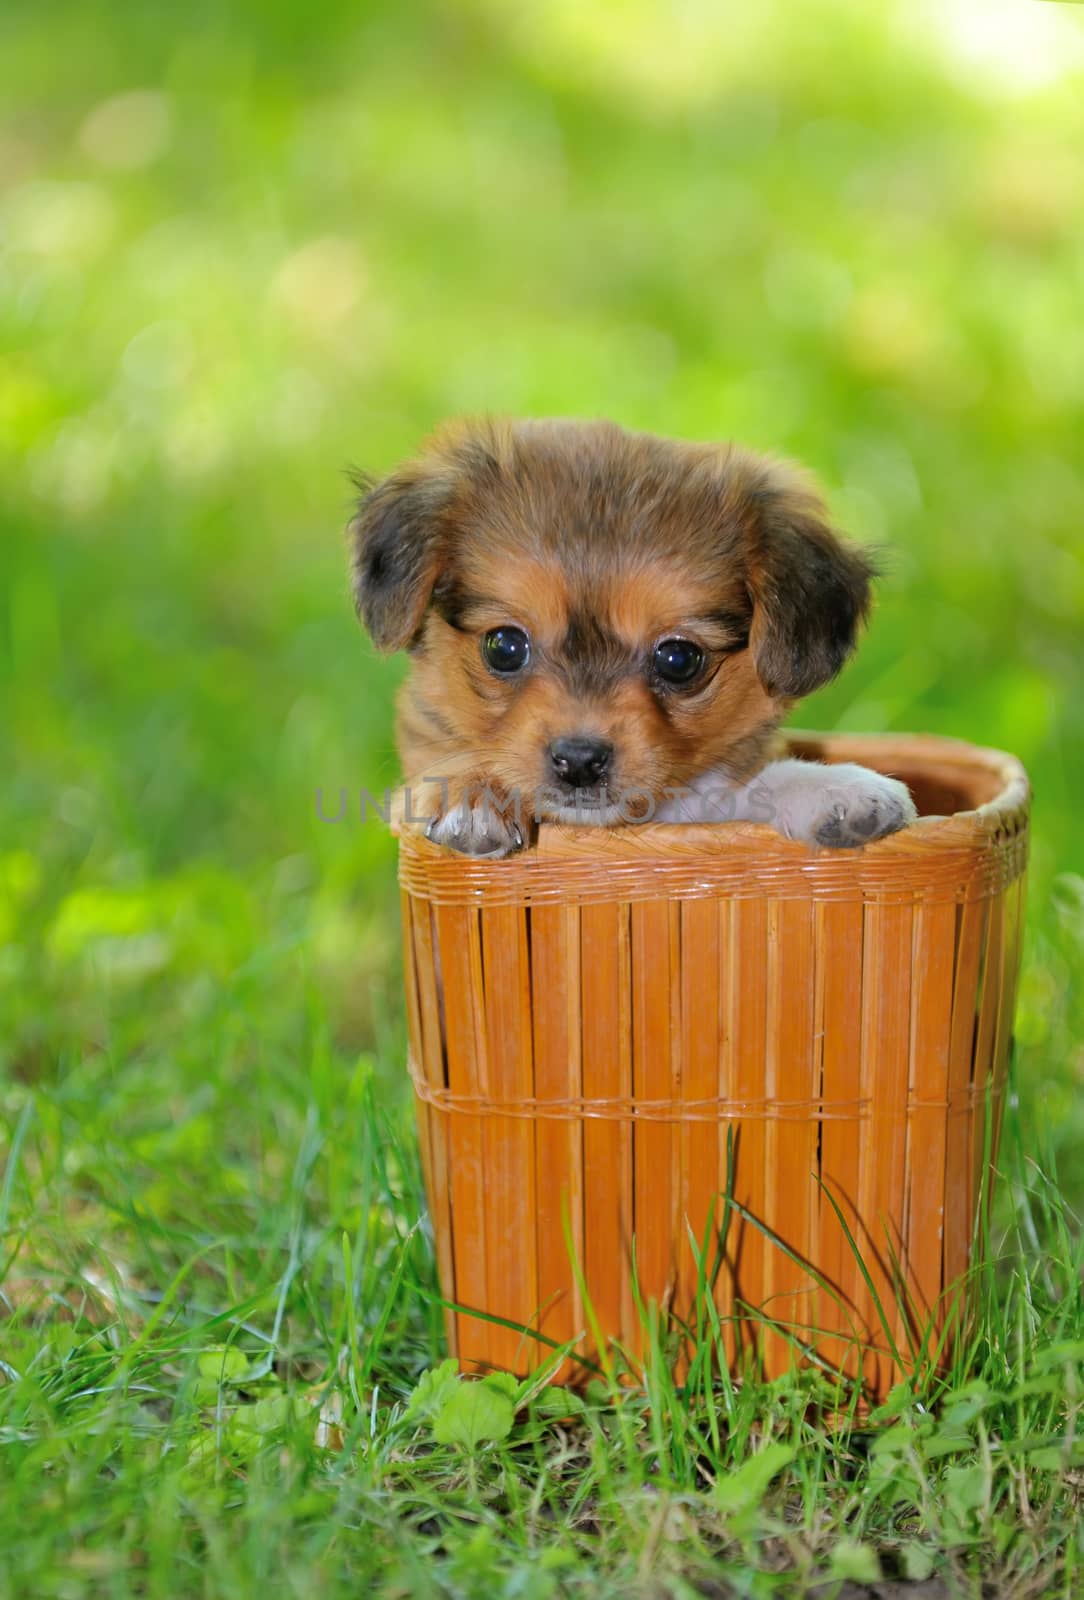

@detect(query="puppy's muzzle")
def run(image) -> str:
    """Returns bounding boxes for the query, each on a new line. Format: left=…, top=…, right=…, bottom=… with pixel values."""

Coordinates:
left=548, top=736, right=613, bottom=790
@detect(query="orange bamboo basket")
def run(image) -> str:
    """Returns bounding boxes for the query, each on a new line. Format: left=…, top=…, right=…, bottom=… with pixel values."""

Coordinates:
left=398, top=732, right=1029, bottom=1401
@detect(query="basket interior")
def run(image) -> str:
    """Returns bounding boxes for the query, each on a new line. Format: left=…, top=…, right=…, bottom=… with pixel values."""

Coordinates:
left=784, top=735, right=1008, bottom=817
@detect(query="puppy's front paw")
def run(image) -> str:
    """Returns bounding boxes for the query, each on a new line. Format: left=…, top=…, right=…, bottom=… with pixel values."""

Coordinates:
left=426, top=798, right=525, bottom=859
left=806, top=770, right=916, bottom=848
left=760, top=760, right=918, bottom=849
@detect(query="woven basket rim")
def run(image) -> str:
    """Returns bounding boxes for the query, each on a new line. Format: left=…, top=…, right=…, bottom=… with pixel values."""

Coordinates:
left=531, top=730, right=1028, bottom=860
left=399, top=730, right=1029, bottom=879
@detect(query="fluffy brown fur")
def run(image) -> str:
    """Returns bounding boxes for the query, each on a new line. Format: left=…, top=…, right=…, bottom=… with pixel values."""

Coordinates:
left=349, top=417, right=878, bottom=848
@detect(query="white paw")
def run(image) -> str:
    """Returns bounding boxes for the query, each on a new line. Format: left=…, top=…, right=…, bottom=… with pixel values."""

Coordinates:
left=765, top=761, right=917, bottom=848
left=426, top=797, right=525, bottom=858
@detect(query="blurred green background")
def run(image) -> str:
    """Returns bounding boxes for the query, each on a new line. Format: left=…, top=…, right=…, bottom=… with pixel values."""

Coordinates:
left=2, top=0, right=1083, bottom=1181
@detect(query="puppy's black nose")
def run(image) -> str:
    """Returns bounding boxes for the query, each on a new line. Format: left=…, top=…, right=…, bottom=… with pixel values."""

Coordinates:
left=548, top=736, right=613, bottom=788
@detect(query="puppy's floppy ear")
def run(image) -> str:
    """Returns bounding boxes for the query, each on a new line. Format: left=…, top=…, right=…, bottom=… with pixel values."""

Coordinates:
left=348, top=462, right=452, bottom=651
left=738, top=456, right=875, bottom=698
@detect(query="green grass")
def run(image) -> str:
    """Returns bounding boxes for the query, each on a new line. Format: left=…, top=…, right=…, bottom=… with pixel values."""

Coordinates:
left=2, top=0, right=1084, bottom=1593
left=2, top=1062, right=1084, bottom=1597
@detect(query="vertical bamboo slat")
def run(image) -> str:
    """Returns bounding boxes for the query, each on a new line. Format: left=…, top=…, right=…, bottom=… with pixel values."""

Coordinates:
left=479, top=903, right=537, bottom=1371
left=857, top=901, right=914, bottom=1394
left=678, top=898, right=723, bottom=1335
left=942, top=896, right=988, bottom=1339
left=630, top=899, right=677, bottom=1353
left=762, top=898, right=817, bottom=1378
left=431, top=902, right=489, bottom=1367
left=667, top=903, right=684, bottom=1348
left=579, top=902, right=632, bottom=1364
left=715, top=899, right=738, bottom=1369
left=970, top=892, right=1006, bottom=1242
left=905, top=897, right=958, bottom=1366
left=727, top=897, right=769, bottom=1374
left=401, top=892, right=457, bottom=1354
left=814, top=898, right=866, bottom=1381
left=531, top=902, right=584, bottom=1377
left=399, top=733, right=1029, bottom=1401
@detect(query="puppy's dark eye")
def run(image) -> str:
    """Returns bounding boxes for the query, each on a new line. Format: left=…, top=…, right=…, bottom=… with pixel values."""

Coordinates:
left=482, top=626, right=531, bottom=675
left=652, top=637, right=705, bottom=687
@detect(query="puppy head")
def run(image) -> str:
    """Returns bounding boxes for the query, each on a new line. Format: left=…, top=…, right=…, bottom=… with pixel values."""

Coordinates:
left=350, top=418, right=874, bottom=818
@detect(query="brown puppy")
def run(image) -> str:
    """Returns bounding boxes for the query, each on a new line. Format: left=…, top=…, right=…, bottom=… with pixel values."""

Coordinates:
left=349, top=417, right=916, bottom=856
